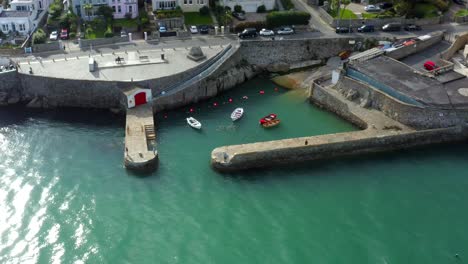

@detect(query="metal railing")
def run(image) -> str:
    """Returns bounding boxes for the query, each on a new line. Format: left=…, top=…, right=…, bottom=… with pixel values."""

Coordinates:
left=157, top=44, right=236, bottom=97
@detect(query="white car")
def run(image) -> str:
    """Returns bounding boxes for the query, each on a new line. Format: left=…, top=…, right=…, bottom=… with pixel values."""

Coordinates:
left=49, top=31, right=58, bottom=41
left=277, top=27, right=294, bottom=35
left=259, top=28, right=274, bottom=36
left=364, top=5, right=381, bottom=12
left=190, top=25, right=198, bottom=34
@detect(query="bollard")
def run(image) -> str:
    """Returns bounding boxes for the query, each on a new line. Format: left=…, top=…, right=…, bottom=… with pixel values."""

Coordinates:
left=125, top=50, right=127, bottom=54
left=101, top=52, right=103, bottom=56
left=161, top=53, right=165, bottom=60
left=65, top=57, right=67, bottom=61
left=52, top=59, right=55, bottom=62
left=112, top=52, right=115, bottom=55
left=28, top=60, right=30, bottom=64
left=77, top=56, right=79, bottom=60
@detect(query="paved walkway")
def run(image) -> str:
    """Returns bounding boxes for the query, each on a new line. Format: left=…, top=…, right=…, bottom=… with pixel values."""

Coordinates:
left=289, top=0, right=335, bottom=33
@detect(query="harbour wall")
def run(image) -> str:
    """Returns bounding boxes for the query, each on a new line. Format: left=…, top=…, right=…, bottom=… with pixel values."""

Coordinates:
left=211, top=126, right=468, bottom=172
left=0, top=37, right=362, bottom=111
left=333, top=76, right=467, bottom=129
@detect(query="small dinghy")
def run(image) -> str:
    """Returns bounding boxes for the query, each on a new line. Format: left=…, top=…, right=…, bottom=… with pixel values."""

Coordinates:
left=186, top=117, right=202, bottom=129
left=230, top=108, right=244, bottom=121
left=261, top=119, right=281, bottom=128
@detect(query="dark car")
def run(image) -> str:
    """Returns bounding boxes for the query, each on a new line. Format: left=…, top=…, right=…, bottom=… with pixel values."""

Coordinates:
left=199, top=25, right=210, bottom=34
left=232, top=12, right=246, bottom=21
left=238, top=28, right=257, bottom=38
left=357, top=25, right=375, bottom=32
left=382, top=23, right=401, bottom=32
left=404, top=24, right=422, bottom=31
left=378, top=2, right=393, bottom=9
left=335, top=27, right=352, bottom=33
left=454, top=0, right=464, bottom=5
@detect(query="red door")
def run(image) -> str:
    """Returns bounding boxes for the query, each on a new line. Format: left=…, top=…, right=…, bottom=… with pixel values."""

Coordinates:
left=134, top=92, right=147, bottom=106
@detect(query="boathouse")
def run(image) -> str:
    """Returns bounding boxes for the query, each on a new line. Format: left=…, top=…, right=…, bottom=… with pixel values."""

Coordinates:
left=123, top=87, right=152, bottom=109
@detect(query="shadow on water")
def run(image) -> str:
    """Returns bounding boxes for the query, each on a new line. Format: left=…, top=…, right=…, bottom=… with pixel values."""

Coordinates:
left=221, top=141, right=468, bottom=182
left=0, top=104, right=125, bottom=128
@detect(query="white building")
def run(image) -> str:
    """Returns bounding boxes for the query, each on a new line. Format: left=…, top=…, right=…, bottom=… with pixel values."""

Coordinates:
left=73, top=0, right=138, bottom=21
left=222, top=0, right=274, bottom=12
left=152, top=0, right=207, bottom=12
left=0, top=0, right=51, bottom=36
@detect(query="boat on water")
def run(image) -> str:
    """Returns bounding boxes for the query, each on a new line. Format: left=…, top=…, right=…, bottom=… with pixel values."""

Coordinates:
left=186, top=117, right=202, bottom=129
left=259, top=113, right=277, bottom=125
left=230, top=108, right=244, bottom=121
left=261, top=119, right=281, bottom=128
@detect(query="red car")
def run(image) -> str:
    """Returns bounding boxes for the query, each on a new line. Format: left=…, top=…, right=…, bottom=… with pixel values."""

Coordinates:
left=60, top=29, right=68, bottom=40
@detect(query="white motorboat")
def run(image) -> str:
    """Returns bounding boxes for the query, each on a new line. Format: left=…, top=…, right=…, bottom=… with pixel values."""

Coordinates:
left=186, top=117, right=202, bottom=129
left=230, top=108, right=244, bottom=121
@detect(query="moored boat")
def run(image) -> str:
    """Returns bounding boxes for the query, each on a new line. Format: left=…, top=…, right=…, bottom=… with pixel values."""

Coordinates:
left=261, top=119, right=281, bottom=128
left=231, top=108, right=244, bottom=121
left=186, top=117, right=202, bottom=129
left=259, top=113, right=277, bottom=124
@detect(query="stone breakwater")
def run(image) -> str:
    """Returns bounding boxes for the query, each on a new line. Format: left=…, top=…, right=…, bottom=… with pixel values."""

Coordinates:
left=211, top=75, right=468, bottom=172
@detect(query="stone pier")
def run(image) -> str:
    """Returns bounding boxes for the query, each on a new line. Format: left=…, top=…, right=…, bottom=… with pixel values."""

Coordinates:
left=124, top=103, right=158, bottom=172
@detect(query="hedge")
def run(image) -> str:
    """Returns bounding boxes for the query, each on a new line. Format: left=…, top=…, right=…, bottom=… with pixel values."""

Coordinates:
left=234, top=21, right=267, bottom=32
left=266, top=11, right=310, bottom=28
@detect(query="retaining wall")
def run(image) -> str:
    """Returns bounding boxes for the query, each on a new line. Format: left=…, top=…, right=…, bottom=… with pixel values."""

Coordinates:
left=33, top=41, right=62, bottom=53
left=240, top=37, right=362, bottom=66
left=79, top=36, right=130, bottom=50
left=334, top=76, right=467, bottom=129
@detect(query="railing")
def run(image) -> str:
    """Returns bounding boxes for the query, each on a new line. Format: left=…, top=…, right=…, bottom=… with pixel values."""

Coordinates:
left=157, top=44, right=236, bottom=97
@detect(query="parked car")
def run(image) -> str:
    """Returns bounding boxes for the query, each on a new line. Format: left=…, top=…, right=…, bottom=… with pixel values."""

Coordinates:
left=199, top=25, right=210, bottom=34
left=378, top=2, right=393, bottom=9
left=60, top=29, right=68, bottom=40
left=120, top=30, right=127, bottom=37
left=277, top=27, right=294, bottom=35
left=190, top=25, right=198, bottom=34
left=453, top=0, right=465, bottom=5
left=364, top=5, right=381, bottom=12
left=159, top=26, right=167, bottom=33
left=259, top=28, right=274, bottom=36
left=357, top=25, right=374, bottom=32
left=335, top=26, right=352, bottom=33
left=238, top=28, right=258, bottom=38
left=382, top=23, right=401, bottom=32
left=404, top=24, right=422, bottom=31
left=49, top=31, right=58, bottom=41
left=232, top=12, right=246, bottom=21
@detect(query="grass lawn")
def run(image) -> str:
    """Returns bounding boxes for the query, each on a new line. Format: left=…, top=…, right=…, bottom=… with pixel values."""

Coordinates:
left=330, top=8, right=358, bottom=19
left=113, top=18, right=139, bottom=28
left=455, top=9, right=468, bottom=17
left=184, top=12, right=213, bottom=25
left=362, top=12, right=378, bottom=19
left=413, top=3, right=439, bottom=18
left=85, top=25, right=106, bottom=39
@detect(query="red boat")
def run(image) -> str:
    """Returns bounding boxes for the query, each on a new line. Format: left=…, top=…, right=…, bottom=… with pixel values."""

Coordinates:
left=259, top=114, right=277, bottom=124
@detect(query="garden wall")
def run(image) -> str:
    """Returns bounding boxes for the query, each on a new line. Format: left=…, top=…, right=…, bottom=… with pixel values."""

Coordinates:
left=79, top=36, right=130, bottom=50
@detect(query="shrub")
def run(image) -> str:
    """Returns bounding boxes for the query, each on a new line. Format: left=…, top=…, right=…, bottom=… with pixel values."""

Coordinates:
left=69, top=32, right=76, bottom=38
left=200, top=5, right=210, bottom=15
left=86, top=27, right=94, bottom=36
left=432, top=0, right=448, bottom=12
left=280, top=0, right=294, bottom=10
left=104, top=26, right=114, bottom=37
left=234, top=21, right=267, bottom=32
left=257, top=5, right=266, bottom=13
left=32, top=29, right=46, bottom=44
left=234, top=5, right=243, bottom=13
left=266, top=11, right=310, bottom=28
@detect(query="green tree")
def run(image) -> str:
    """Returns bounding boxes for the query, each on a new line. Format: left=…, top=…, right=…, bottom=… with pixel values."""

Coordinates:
left=97, top=5, right=114, bottom=25
left=83, top=3, right=93, bottom=20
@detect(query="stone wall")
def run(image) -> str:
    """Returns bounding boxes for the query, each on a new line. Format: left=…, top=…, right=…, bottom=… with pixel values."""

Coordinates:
left=33, top=41, right=62, bottom=53
left=385, top=31, right=444, bottom=60
left=0, top=71, right=21, bottom=105
left=240, top=38, right=361, bottom=66
left=79, top=36, right=130, bottom=50
left=333, top=76, right=467, bottom=129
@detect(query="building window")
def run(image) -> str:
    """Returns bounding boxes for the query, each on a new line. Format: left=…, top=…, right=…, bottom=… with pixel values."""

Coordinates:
left=39, top=1, right=42, bottom=8
left=112, top=5, right=116, bottom=11
left=19, top=24, right=26, bottom=31
left=189, top=0, right=192, bottom=4
left=2, top=24, right=9, bottom=31
left=128, top=5, right=132, bottom=13
left=118, top=5, right=121, bottom=12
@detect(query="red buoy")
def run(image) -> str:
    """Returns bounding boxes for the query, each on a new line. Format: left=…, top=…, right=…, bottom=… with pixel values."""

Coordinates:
left=213, top=102, right=218, bottom=107
left=228, top=98, right=233, bottom=102
left=190, top=108, right=194, bottom=112
left=260, top=90, right=265, bottom=94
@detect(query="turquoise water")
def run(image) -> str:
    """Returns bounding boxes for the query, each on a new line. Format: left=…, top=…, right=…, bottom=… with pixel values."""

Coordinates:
left=1, top=78, right=467, bottom=263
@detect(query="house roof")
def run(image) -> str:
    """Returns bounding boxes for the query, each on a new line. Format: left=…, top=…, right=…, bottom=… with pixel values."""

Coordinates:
left=0, top=10, right=31, bottom=18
